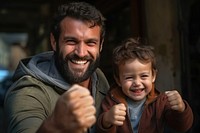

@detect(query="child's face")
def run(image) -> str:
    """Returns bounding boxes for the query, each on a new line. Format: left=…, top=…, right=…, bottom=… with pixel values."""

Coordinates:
left=116, top=58, right=156, bottom=101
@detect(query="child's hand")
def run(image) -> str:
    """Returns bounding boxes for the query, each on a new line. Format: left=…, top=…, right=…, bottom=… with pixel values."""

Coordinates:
left=102, top=103, right=126, bottom=128
left=165, top=90, right=185, bottom=112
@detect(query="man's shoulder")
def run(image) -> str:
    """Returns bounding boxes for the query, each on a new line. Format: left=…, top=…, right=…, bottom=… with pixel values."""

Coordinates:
left=4, top=75, right=59, bottom=111
left=95, top=68, right=110, bottom=89
left=10, top=75, right=48, bottom=90
left=5, top=75, right=59, bottom=102
left=93, top=68, right=110, bottom=104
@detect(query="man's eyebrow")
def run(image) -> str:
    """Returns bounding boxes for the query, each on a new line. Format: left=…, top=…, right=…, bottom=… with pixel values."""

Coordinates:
left=86, top=38, right=99, bottom=42
left=62, top=36, right=99, bottom=43
left=63, top=36, right=77, bottom=41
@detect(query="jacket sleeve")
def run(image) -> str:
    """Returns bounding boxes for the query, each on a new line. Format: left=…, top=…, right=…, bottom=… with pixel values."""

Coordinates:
left=165, top=100, right=194, bottom=132
left=96, top=92, right=117, bottom=133
left=4, top=77, right=54, bottom=133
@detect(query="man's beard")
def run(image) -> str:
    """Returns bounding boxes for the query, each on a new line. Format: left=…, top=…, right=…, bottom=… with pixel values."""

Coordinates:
left=55, top=51, right=100, bottom=84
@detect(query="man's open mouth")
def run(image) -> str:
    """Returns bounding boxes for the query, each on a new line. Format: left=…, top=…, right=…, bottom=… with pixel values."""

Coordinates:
left=70, top=59, right=88, bottom=65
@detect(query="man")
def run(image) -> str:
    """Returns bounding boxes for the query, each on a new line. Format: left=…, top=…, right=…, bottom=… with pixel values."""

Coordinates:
left=4, top=2, right=109, bottom=133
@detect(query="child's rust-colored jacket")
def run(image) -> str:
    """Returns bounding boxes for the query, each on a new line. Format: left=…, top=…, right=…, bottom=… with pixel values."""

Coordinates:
left=97, top=84, right=193, bottom=133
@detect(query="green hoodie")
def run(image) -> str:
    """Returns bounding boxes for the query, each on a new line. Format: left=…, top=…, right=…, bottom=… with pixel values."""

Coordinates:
left=4, top=51, right=110, bottom=133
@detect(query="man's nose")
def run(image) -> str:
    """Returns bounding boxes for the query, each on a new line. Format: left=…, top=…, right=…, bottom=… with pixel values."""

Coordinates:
left=74, top=43, right=87, bottom=57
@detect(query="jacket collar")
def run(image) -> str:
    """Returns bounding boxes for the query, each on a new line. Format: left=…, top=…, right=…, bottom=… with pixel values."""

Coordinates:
left=110, top=83, right=160, bottom=106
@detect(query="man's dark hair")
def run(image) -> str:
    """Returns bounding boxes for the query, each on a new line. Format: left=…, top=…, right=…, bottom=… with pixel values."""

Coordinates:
left=51, top=2, right=106, bottom=44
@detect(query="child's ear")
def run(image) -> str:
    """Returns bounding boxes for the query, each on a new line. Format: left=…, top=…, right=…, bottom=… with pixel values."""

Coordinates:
left=114, top=75, right=122, bottom=87
left=152, top=69, right=157, bottom=82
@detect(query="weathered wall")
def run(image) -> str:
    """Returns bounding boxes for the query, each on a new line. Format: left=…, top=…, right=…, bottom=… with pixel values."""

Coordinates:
left=143, top=0, right=181, bottom=93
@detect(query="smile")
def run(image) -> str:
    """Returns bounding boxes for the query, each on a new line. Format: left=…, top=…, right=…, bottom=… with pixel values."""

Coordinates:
left=71, top=59, right=88, bottom=65
left=131, top=89, right=144, bottom=93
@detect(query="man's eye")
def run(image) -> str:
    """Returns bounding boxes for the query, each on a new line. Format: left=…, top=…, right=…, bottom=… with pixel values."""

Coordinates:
left=66, top=40, right=76, bottom=44
left=86, top=40, right=98, bottom=46
left=87, top=42, right=96, bottom=46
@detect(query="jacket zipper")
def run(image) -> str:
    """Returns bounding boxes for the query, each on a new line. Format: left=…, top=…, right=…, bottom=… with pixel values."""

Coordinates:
left=137, top=104, right=147, bottom=133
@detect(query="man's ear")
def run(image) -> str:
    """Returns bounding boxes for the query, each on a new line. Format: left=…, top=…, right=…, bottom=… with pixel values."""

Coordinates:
left=50, top=33, right=56, bottom=51
left=114, top=75, right=121, bottom=87
left=100, top=39, right=104, bottom=52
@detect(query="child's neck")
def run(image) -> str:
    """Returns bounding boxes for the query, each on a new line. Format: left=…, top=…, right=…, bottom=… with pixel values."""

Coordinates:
left=126, top=97, right=146, bottom=107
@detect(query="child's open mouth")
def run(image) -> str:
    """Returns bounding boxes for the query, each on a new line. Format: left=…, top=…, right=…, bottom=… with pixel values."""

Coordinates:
left=131, top=89, right=144, bottom=94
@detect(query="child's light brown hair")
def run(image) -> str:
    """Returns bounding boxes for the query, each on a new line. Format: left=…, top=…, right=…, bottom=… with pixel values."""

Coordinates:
left=112, top=37, right=157, bottom=80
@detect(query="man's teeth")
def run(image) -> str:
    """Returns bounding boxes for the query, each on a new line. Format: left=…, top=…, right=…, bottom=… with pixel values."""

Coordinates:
left=71, top=60, right=87, bottom=64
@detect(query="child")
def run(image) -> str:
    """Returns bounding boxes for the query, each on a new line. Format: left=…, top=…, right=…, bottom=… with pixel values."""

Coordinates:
left=97, top=38, right=193, bottom=133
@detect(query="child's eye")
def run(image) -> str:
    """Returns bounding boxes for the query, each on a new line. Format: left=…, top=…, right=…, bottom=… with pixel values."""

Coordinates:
left=141, top=75, right=149, bottom=79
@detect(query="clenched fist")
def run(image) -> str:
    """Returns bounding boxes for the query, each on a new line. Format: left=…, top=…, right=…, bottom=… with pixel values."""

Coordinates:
left=165, top=90, right=185, bottom=112
left=102, top=103, right=126, bottom=128
left=37, top=84, right=96, bottom=133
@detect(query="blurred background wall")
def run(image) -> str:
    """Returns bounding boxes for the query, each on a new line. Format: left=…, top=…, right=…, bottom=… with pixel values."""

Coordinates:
left=0, top=0, right=199, bottom=132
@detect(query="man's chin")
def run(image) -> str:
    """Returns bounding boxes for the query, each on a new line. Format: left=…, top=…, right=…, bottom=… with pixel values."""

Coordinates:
left=71, top=69, right=86, bottom=77
left=73, top=73, right=85, bottom=79
left=64, top=70, right=89, bottom=83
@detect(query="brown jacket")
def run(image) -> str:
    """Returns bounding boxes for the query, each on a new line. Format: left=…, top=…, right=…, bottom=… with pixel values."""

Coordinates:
left=97, top=84, right=193, bottom=133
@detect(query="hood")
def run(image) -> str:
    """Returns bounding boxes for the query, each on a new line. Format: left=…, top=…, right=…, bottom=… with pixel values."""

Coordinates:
left=110, top=83, right=160, bottom=105
left=13, top=51, right=71, bottom=90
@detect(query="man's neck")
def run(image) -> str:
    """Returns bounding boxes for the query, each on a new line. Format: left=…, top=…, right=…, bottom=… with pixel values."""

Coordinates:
left=78, top=78, right=91, bottom=89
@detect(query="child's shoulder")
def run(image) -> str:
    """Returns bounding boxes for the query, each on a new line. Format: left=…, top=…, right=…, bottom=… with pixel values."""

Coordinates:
left=155, top=92, right=168, bottom=101
left=144, top=92, right=172, bottom=116
left=149, top=92, right=170, bottom=108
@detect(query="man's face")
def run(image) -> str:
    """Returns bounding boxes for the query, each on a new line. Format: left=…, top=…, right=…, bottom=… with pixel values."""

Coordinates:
left=52, top=17, right=102, bottom=84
